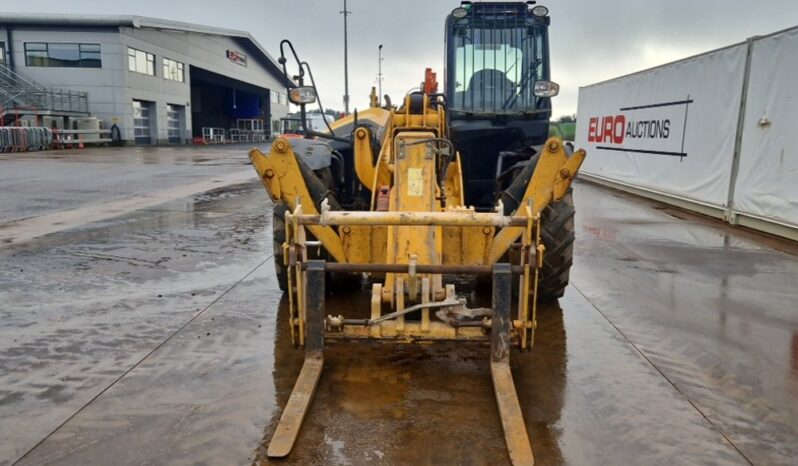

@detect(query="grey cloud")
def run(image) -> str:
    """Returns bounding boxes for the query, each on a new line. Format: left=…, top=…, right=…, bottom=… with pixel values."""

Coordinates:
left=7, top=0, right=798, bottom=117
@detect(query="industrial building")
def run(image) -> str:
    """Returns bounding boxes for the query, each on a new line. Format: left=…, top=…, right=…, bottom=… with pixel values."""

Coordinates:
left=0, top=13, right=291, bottom=145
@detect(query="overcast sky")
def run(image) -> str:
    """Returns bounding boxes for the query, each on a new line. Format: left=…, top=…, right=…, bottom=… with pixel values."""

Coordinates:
left=7, top=1, right=798, bottom=117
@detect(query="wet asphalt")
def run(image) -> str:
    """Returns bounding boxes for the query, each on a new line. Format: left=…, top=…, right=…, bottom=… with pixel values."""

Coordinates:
left=0, top=146, right=796, bottom=465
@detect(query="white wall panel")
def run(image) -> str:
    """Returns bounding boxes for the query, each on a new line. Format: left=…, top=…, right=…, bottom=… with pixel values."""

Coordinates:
left=575, top=44, right=748, bottom=208
left=733, top=28, right=798, bottom=228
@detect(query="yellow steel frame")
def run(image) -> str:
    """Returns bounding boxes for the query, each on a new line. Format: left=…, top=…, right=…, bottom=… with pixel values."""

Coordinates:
left=250, top=139, right=346, bottom=263
left=250, top=141, right=583, bottom=271
left=249, top=94, right=585, bottom=350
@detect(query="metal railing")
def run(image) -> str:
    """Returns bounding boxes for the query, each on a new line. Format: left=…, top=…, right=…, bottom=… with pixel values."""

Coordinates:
left=0, top=64, right=88, bottom=114
left=0, top=127, right=115, bottom=153
left=202, top=127, right=227, bottom=144
left=0, top=126, right=53, bottom=152
left=227, top=129, right=270, bottom=144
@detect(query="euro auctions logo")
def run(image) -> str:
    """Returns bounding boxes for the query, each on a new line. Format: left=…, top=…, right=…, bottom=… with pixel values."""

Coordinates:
left=588, top=115, right=671, bottom=145
left=585, top=98, right=692, bottom=158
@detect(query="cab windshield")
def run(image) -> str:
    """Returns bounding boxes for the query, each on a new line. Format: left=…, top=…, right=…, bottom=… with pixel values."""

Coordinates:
left=451, top=26, right=546, bottom=113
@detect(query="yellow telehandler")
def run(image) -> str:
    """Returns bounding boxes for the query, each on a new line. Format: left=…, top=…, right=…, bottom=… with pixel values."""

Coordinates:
left=250, top=3, right=585, bottom=464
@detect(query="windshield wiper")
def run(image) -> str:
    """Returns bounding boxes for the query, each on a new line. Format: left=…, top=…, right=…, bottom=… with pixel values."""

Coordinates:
left=503, top=59, right=541, bottom=110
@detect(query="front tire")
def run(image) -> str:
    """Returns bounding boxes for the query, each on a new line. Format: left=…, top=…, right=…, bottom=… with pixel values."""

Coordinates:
left=272, top=202, right=289, bottom=291
left=538, top=191, right=575, bottom=300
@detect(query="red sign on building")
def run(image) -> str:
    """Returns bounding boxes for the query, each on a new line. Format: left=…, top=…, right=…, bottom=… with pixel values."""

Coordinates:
left=226, top=49, right=247, bottom=67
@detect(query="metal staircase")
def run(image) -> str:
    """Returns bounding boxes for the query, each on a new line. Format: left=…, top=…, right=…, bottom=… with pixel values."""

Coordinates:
left=0, top=64, right=88, bottom=121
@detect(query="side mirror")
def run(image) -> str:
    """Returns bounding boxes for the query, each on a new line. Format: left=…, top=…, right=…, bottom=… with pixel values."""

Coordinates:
left=289, top=86, right=317, bottom=104
left=533, top=80, right=559, bottom=98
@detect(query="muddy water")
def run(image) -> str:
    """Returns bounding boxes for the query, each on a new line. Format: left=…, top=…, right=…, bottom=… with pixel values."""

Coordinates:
left=254, top=292, right=746, bottom=465
left=4, top=161, right=798, bottom=465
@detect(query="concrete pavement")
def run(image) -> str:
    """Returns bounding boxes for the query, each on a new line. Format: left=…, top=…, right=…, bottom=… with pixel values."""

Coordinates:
left=1, top=146, right=796, bottom=465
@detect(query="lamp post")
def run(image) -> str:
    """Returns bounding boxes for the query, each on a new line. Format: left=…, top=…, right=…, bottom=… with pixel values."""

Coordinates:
left=378, top=44, right=384, bottom=107
left=340, top=0, right=351, bottom=115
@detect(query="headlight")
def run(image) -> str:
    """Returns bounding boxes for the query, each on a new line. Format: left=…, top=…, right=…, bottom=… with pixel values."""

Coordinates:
left=289, top=86, right=317, bottom=104
left=533, top=80, right=559, bottom=98
left=531, top=5, right=549, bottom=17
left=452, top=7, right=468, bottom=19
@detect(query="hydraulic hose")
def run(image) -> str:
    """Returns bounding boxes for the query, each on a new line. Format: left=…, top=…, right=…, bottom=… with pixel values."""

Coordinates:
left=295, top=155, right=342, bottom=213
left=497, top=158, right=536, bottom=216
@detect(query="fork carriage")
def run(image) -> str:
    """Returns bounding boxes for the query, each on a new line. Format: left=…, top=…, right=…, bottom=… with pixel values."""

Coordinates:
left=269, top=201, right=545, bottom=464
left=283, top=201, right=543, bottom=346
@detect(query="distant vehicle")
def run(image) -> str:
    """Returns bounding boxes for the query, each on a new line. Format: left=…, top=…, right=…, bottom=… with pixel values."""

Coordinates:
left=278, top=113, right=335, bottom=138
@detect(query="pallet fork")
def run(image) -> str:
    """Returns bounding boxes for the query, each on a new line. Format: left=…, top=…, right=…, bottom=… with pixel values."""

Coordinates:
left=268, top=260, right=533, bottom=465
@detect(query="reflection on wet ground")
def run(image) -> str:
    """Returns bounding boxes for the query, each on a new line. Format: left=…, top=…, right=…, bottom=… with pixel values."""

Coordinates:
left=0, top=160, right=273, bottom=465
left=0, top=143, right=266, bottom=224
left=572, top=182, right=798, bottom=465
left=2, top=149, right=797, bottom=466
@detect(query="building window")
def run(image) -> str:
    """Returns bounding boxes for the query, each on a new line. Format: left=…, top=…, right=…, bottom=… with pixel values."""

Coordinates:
left=25, top=43, right=47, bottom=67
left=79, top=44, right=102, bottom=67
left=162, top=58, right=184, bottom=82
left=127, top=47, right=155, bottom=76
left=24, top=42, right=102, bottom=68
left=0, top=42, right=5, bottom=65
